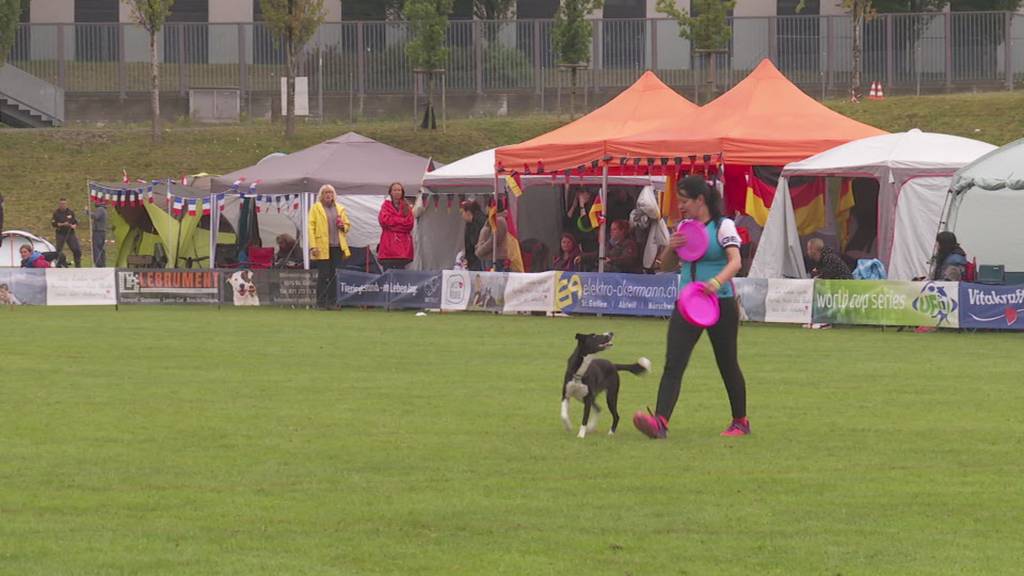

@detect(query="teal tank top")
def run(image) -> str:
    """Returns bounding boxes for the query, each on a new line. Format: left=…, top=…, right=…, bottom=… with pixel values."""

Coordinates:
left=678, top=218, right=737, bottom=298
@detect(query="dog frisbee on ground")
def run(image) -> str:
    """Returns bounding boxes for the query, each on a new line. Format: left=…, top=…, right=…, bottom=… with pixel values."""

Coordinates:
left=674, top=220, right=709, bottom=262
left=677, top=282, right=720, bottom=327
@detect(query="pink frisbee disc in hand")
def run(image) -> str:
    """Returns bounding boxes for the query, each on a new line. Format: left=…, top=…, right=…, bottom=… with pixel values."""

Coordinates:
left=675, top=220, right=709, bottom=262
left=677, top=282, right=720, bottom=328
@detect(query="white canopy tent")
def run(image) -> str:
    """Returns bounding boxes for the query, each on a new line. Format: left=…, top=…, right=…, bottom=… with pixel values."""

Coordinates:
left=750, top=130, right=996, bottom=280
left=416, top=148, right=665, bottom=271
left=943, top=137, right=1024, bottom=272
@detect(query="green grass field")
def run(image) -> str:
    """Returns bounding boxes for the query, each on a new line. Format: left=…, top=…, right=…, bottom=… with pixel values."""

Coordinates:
left=2, top=307, right=1021, bottom=575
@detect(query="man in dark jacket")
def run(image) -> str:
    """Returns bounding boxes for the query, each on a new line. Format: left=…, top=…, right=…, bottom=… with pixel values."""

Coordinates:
left=806, top=238, right=852, bottom=280
left=52, top=198, right=82, bottom=267
left=459, top=200, right=486, bottom=271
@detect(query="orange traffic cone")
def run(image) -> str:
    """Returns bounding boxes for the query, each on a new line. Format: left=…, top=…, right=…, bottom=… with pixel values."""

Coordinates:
left=868, top=81, right=885, bottom=100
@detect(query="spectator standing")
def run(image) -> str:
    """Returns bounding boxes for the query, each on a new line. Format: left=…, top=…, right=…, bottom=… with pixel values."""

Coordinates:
left=89, top=199, right=108, bottom=267
left=475, top=204, right=508, bottom=271
left=377, top=182, right=415, bottom=270
left=604, top=220, right=642, bottom=274
left=459, top=200, right=486, bottom=271
left=308, top=185, right=351, bottom=309
left=51, top=198, right=82, bottom=267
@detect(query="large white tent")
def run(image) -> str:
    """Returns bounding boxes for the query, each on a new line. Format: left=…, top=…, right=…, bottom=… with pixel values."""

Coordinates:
left=750, top=130, right=996, bottom=280
left=416, top=148, right=665, bottom=271
left=943, top=137, right=1024, bottom=273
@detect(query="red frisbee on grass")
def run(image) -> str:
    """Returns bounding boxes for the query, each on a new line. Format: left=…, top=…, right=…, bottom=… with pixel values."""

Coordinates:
left=677, top=282, right=720, bottom=328
left=675, top=220, right=709, bottom=262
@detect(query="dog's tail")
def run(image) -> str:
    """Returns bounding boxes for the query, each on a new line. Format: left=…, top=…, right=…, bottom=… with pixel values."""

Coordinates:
left=614, top=357, right=652, bottom=376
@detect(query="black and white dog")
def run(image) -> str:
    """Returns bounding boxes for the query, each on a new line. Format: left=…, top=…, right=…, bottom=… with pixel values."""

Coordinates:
left=561, top=332, right=651, bottom=438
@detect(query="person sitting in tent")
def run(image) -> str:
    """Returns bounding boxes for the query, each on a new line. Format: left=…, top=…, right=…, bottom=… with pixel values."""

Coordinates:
left=567, top=188, right=599, bottom=271
left=308, top=185, right=351, bottom=310
left=20, top=245, right=51, bottom=268
left=931, top=231, right=968, bottom=281
left=552, top=233, right=581, bottom=272
left=604, top=220, right=642, bottom=274
left=377, top=182, right=415, bottom=270
left=274, top=233, right=302, bottom=268
left=459, top=200, right=487, bottom=271
left=806, top=238, right=852, bottom=280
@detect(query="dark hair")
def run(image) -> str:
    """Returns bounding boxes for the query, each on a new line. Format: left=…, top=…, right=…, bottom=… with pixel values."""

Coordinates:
left=933, top=231, right=964, bottom=279
left=58, top=197, right=67, bottom=202
left=459, top=199, right=482, bottom=215
left=936, top=231, right=959, bottom=253
left=677, top=175, right=723, bottom=222
left=611, top=219, right=630, bottom=233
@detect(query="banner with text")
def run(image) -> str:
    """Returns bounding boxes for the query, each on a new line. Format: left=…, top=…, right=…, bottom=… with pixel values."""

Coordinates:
left=117, top=270, right=221, bottom=305
left=271, top=270, right=317, bottom=307
left=46, top=269, right=117, bottom=306
left=765, top=279, right=814, bottom=324
left=554, top=272, right=677, bottom=317
left=958, top=283, right=1024, bottom=330
left=440, top=270, right=507, bottom=312
left=384, top=271, right=443, bottom=310
left=812, top=280, right=959, bottom=328
left=0, top=269, right=47, bottom=305
left=336, top=270, right=390, bottom=307
left=505, top=272, right=557, bottom=312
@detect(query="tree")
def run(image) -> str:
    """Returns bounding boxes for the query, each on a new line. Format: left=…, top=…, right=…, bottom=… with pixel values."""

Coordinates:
left=261, top=0, right=326, bottom=140
left=656, top=0, right=734, bottom=99
left=472, top=0, right=515, bottom=19
left=405, top=0, right=453, bottom=130
left=553, top=0, right=602, bottom=119
left=128, top=0, right=175, bottom=144
left=799, top=0, right=875, bottom=101
left=0, top=0, right=21, bottom=67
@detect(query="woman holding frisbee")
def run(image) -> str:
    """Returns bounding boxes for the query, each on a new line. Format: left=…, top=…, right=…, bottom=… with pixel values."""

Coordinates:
left=633, top=175, right=750, bottom=439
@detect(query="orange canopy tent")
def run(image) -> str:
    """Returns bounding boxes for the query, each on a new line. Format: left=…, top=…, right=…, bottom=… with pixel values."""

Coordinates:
left=495, top=71, right=698, bottom=174
left=607, top=59, right=887, bottom=166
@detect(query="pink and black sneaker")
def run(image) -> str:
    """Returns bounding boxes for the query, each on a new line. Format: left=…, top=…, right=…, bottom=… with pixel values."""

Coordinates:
left=633, top=408, right=668, bottom=439
left=720, top=417, right=751, bottom=437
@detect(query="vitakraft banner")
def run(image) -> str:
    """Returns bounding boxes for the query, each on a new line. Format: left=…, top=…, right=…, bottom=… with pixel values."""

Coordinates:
left=117, top=270, right=221, bottom=305
left=554, top=272, right=677, bottom=317
left=812, top=280, right=959, bottom=328
left=958, top=283, right=1024, bottom=330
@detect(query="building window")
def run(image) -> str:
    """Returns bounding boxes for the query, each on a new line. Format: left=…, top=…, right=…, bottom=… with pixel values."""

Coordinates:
left=516, top=0, right=558, bottom=19
left=167, top=0, right=209, bottom=22
left=778, top=0, right=818, bottom=15
left=777, top=0, right=820, bottom=72
left=74, top=1, right=118, bottom=62
left=19, top=0, right=29, bottom=22
left=603, top=0, right=644, bottom=19
left=74, top=0, right=118, bottom=23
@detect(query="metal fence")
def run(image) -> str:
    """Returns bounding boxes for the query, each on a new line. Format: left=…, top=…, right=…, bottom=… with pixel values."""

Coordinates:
left=9, top=12, right=1023, bottom=97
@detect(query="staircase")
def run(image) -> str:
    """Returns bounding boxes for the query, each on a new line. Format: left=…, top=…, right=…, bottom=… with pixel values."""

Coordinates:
left=0, top=64, right=64, bottom=128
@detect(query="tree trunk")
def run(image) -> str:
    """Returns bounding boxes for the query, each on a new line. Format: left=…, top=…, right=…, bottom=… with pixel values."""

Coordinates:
left=851, top=12, right=863, bottom=101
left=570, top=67, right=577, bottom=120
left=285, top=36, right=296, bottom=140
left=150, top=29, right=161, bottom=144
left=420, top=72, right=436, bottom=130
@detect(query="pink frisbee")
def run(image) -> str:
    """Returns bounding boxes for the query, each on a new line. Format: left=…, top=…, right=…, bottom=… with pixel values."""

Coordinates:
left=677, top=282, right=720, bottom=328
left=675, top=220, right=709, bottom=262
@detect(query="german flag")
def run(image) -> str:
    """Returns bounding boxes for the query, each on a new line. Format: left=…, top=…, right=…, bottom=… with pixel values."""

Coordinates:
left=744, top=167, right=776, bottom=226
left=790, top=178, right=826, bottom=236
left=661, top=171, right=680, bottom=226
left=589, top=195, right=605, bottom=229
left=835, top=178, right=856, bottom=250
left=505, top=173, right=523, bottom=197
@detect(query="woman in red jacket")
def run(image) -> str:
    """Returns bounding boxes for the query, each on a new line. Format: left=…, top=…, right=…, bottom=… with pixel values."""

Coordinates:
left=377, top=182, right=415, bottom=270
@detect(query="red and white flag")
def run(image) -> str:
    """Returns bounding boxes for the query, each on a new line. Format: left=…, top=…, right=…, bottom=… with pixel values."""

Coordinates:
left=172, top=196, right=184, bottom=216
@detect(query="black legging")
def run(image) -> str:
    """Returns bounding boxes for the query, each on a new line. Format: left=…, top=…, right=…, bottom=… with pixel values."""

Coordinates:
left=315, top=246, right=346, bottom=308
left=656, top=298, right=747, bottom=421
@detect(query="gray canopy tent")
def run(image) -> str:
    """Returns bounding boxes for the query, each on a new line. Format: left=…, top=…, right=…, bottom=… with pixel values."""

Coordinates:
left=210, top=132, right=438, bottom=269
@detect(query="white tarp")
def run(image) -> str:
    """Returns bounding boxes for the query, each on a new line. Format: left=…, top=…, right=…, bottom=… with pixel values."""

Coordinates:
left=751, top=130, right=995, bottom=280
left=888, top=176, right=950, bottom=280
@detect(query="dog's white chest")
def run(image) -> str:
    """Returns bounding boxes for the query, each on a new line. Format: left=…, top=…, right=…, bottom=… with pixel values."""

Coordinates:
left=565, top=380, right=589, bottom=400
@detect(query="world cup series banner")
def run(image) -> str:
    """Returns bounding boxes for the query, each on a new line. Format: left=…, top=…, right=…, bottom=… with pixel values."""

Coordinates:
left=958, top=283, right=1024, bottom=331
left=812, top=280, right=960, bottom=328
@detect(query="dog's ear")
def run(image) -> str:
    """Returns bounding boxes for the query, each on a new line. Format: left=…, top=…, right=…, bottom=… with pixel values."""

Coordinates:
left=575, top=333, right=585, bottom=341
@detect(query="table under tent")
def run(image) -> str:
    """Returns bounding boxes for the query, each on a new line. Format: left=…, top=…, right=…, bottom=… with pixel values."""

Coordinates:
left=87, top=180, right=237, bottom=268
left=210, top=132, right=438, bottom=271
left=942, top=137, right=1024, bottom=280
left=420, top=147, right=666, bottom=272
left=748, top=130, right=996, bottom=281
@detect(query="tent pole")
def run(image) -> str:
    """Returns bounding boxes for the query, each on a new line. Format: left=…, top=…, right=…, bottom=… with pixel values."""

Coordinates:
left=598, top=164, right=608, bottom=273
left=208, top=193, right=216, bottom=269
left=302, top=193, right=310, bottom=272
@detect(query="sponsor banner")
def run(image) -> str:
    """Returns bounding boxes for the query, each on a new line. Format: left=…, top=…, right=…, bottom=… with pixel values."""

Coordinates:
left=45, top=268, right=117, bottom=306
left=0, top=268, right=47, bottom=305
left=812, top=280, right=959, bottom=328
left=958, top=283, right=1024, bottom=330
left=441, top=270, right=507, bottom=312
left=336, top=270, right=389, bottom=307
left=221, top=269, right=271, bottom=307
left=764, top=279, right=814, bottom=324
left=384, top=270, right=443, bottom=310
left=505, top=272, right=556, bottom=312
left=270, top=270, right=317, bottom=307
left=117, top=270, right=221, bottom=304
left=555, top=272, right=677, bottom=317
left=734, top=278, right=767, bottom=322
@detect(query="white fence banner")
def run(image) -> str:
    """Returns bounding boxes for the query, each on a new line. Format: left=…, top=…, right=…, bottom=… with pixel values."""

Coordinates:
left=504, top=272, right=556, bottom=312
left=45, top=268, right=117, bottom=306
left=765, top=279, right=814, bottom=324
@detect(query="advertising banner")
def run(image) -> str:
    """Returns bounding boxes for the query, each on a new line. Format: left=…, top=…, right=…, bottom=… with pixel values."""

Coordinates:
left=0, top=269, right=47, bottom=305
left=554, top=272, right=677, bottom=317
left=117, top=270, right=221, bottom=305
left=336, top=270, right=389, bottom=308
left=221, top=269, right=270, bottom=307
left=384, top=271, right=443, bottom=310
left=270, top=270, right=317, bottom=307
left=812, top=280, right=959, bottom=328
left=958, top=283, right=1024, bottom=330
left=45, top=268, right=117, bottom=306
left=504, top=272, right=556, bottom=312
left=734, top=278, right=768, bottom=322
left=764, top=279, right=814, bottom=324
left=441, top=270, right=507, bottom=312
